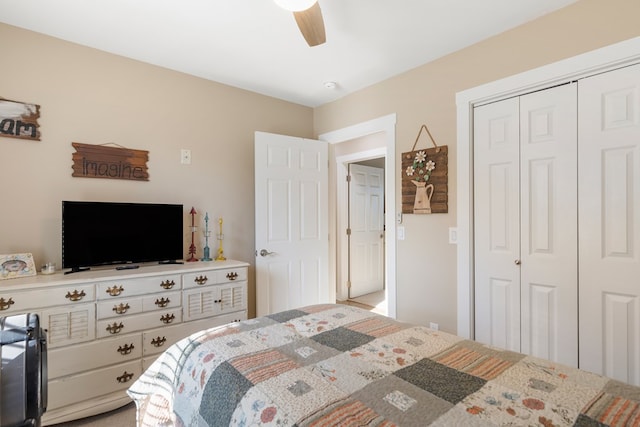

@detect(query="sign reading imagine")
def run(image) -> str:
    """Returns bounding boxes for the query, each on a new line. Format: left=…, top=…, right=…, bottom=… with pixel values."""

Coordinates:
left=0, top=98, right=41, bottom=141
left=72, top=142, right=149, bottom=181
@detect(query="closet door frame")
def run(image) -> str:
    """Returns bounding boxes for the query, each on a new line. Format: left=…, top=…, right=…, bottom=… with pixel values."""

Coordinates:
left=456, top=36, right=640, bottom=339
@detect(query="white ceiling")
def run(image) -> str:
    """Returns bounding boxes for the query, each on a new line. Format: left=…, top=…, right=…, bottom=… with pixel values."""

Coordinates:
left=0, top=0, right=578, bottom=107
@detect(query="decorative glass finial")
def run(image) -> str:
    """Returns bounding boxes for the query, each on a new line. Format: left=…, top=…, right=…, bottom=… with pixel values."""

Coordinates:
left=216, top=217, right=226, bottom=261
left=201, top=212, right=212, bottom=261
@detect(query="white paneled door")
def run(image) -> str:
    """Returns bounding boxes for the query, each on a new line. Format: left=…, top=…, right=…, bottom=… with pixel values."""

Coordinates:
left=474, top=83, right=578, bottom=367
left=473, top=97, right=521, bottom=353
left=348, top=163, right=384, bottom=298
left=254, top=131, right=329, bottom=317
left=578, top=64, right=640, bottom=386
left=519, top=84, right=578, bottom=367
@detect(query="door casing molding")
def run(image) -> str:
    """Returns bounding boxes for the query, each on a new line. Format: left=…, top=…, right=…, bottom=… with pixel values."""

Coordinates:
left=456, top=37, right=640, bottom=338
left=320, top=113, right=397, bottom=318
left=336, top=148, right=386, bottom=302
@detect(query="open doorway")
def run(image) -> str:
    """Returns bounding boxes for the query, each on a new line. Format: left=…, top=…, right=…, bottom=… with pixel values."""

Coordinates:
left=320, top=113, right=397, bottom=319
left=346, top=158, right=385, bottom=313
left=334, top=137, right=387, bottom=315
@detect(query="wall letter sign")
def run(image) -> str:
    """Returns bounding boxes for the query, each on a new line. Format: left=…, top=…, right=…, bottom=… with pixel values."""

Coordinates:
left=0, top=97, right=41, bottom=141
left=72, top=142, right=149, bottom=181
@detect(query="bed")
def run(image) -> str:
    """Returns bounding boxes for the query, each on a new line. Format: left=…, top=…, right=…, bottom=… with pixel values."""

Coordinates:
left=127, top=304, right=640, bottom=426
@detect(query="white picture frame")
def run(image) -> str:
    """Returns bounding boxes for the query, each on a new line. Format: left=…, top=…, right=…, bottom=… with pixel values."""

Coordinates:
left=0, top=253, right=37, bottom=280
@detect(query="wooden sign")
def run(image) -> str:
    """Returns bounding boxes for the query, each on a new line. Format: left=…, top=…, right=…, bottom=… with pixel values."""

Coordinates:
left=401, top=124, right=448, bottom=214
left=0, top=97, right=41, bottom=141
left=72, top=142, right=149, bottom=181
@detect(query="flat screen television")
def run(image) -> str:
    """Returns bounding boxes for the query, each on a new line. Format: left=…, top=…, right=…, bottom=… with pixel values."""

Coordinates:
left=62, top=201, right=183, bottom=273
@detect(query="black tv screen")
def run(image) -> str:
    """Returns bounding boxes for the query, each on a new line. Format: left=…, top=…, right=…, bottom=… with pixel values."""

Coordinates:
left=62, top=201, right=183, bottom=271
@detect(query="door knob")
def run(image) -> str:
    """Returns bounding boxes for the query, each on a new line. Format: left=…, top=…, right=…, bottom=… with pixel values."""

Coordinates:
left=514, top=259, right=521, bottom=265
left=259, top=249, right=274, bottom=257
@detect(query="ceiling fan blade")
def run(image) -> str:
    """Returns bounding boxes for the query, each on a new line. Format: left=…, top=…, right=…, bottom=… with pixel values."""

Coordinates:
left=293, top=2, right=326, bottom=47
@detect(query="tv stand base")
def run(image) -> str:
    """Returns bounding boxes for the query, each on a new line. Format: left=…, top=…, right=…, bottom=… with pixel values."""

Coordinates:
left=115, top=265, right=139, bottom=270
left=64, top=267, right=90, bottom=275
left=159, top=260, right=184, bottom=265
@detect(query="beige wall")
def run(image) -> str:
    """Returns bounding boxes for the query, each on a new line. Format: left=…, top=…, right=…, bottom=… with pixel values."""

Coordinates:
left=2, top=0, right=639, bottom=330
left=0, top=23, right=314, bottom=316
left=314, top=0, right=640, bottom=332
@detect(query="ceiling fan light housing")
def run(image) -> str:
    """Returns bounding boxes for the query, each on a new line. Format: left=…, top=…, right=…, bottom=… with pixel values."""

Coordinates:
left=273, top=0, right=317, bottom=12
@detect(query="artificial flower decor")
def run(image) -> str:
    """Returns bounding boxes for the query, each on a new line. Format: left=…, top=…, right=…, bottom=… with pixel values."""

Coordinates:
left=405, top=150, right=436, bottom=182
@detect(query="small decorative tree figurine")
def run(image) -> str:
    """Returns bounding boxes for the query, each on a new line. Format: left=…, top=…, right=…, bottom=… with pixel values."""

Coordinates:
left=201, top=212, right=213, bottom=261
left=215, top=217, right=226, bottom=261
left=186, top=207, right=198, bottom=262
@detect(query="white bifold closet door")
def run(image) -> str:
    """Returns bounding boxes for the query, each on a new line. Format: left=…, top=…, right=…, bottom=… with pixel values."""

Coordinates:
left=578, top=64, right=640, bottom=385
left=474, top=83, right=578, bottom=367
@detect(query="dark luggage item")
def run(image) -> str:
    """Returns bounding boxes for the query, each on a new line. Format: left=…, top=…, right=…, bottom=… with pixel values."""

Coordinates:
left=0, top=314, right=47, bottom=427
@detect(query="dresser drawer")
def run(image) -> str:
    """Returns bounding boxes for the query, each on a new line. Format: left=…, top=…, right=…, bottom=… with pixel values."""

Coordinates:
left=217, top=267, right=248, bottom=284
left=182, top=267, right=247, bottom=289
left=142, top=312, right=247, bottom=356
left=142, top=291, right=181, bottom=312
left=182, top=271, right=215, bottom=289
left=49, top=333, right=142, bottom=379
left=96, top=297, right=143, bottom=319
left=142, top=355, right=160, bottom=371
left=96, top=307, right=182, bottom=338
left=48, top=360, right=141, bottom=411
left=97, top=274, right=181, bottom=300
left=0, top=284, right=95, bottom=314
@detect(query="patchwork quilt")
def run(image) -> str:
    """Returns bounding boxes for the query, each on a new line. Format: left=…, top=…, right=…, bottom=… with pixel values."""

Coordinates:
left=127, top=304, right=640, bottom=426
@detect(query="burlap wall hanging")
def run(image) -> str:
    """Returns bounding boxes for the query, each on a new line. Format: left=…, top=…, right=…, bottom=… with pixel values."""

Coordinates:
left=401, top=124, right=448, bottom=214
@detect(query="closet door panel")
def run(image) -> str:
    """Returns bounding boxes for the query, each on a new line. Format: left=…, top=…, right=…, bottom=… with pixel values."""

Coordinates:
left=473, top=97, right=521, bottom=351
left=579, top=63, right=640, bottom=386
left=520, top=84, right=578, bottom=367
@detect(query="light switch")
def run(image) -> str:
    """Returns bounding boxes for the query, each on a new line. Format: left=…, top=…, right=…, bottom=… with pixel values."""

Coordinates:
left=449, top=227, right=458, bottom=244
left=181, top=149, right=192, bottom=165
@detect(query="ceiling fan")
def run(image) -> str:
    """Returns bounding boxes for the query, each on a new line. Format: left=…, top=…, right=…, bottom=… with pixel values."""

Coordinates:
left=273, top=0, right=326, bottom=47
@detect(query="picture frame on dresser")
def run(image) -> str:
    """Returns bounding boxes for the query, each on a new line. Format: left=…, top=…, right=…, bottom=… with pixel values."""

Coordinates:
left=0, top=253, right=37, bottom=280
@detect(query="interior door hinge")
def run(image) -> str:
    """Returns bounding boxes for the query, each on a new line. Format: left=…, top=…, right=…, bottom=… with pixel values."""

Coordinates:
left=346, top=228, right=351, bottom=236
left=346, top=280, right=351, bottom=289
left=346, top=174, right=351, bottom=182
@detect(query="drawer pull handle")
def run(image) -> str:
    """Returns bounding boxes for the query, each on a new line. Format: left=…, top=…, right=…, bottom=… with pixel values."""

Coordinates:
left=194, top=275, right=208, bottom=285
left=116, top=371, right=134, bottom=383
left=160, top=313, right=175, bottom=324
left=160, top=280, right=175, bottom=290
left=151, top=336, right=167, bottom=347
left=155, top=297, right=170, bottom=308
left=117, top=343, right=135, bottom=355
left=65, top=290, right=86, bottom=302
left=113, top=303, right=130, bottom=315
left=106, top=322, right=124, bottom=334
left=106, top=285, right=124, bottom=297
left=226, top=272, right=238, bottom=281
left=0, top=297, right=15, bottom=311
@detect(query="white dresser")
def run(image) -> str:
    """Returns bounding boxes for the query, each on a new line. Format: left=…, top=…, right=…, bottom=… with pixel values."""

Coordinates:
left=0, top=260, right=248, bottom=425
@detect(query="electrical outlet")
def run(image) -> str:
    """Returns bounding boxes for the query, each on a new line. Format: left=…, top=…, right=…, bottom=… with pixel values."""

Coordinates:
left=181, top=149, right=192, bottom=165
left=429, top=322, right=439, bottom=330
